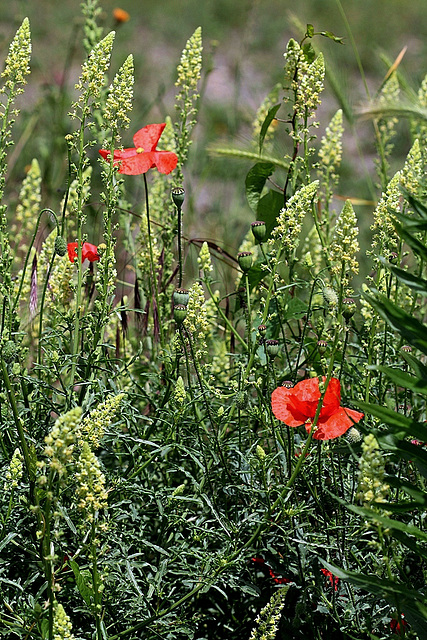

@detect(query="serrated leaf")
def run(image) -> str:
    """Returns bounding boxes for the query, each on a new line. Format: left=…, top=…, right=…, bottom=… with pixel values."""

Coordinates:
left=70, top=559, right=92, bottom=606
left=245, top=163, right=275, bottom=213
left=259, top=103, right=281, bottom=153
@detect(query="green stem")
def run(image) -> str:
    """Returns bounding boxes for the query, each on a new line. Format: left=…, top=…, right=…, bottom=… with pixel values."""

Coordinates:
left=143, top=173, right=164, bottom=348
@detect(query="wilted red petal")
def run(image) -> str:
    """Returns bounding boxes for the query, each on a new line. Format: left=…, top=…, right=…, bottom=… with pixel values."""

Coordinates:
left=67, top=242, right=78, bottom=263
left=133, top=123, right=165, bottom=152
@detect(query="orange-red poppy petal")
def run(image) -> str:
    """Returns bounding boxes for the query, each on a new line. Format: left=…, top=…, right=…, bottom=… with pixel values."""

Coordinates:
left=152, top=151, right=178, bottom=174
left=307, top=406, right=363, bottom=440
left=117, top=153, right=155, bottom=175
left=271, top=386, right=307, bottom=427
left=133, top=123, right=165, bottom=152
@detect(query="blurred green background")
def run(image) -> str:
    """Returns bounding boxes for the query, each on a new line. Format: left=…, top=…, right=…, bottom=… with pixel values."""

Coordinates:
left=1, top=0, right=427, bottom=263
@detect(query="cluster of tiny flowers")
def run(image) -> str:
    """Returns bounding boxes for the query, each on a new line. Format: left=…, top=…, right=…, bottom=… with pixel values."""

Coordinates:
left=296, top=53, right=325, bottom=118
left=0, top=17, right=31, bottom=93
left=61, top=168, right=92, bottom=234
left=357, top=434, right=389, bottom=507
left=301, top=224, right=324, bottom=272
left=400, top=138, right=423, bottom=196
left=75, top=441, right=108, bottom=522
left=317, top=109, right=344, bottom=193
left=173, top=375, right=186, bottom=405
left=283, top=38, right=301, bottom=86
left=49, top=256, right=75, bottom=310
left=11, top=158, right=41, bottom=254
left=329, top=200, right=360, bottom=282
left=81, top=0, right=103, bottom=54
left=252, top=83, right=281, bottom=147
left=371, top=171, right=401, bottom=256
left=42, top=407, right=82, bottom=479
left=73, top=31, right=115, bottom=114
left=197, top=241, right=213, bottom=273
left=184, top=282, right=210, bottom=359
left=53, top=602, right=75, bottom=640
left=414, top=71, right=427, bottom=145
left=78, top=393, right=124, bottom=449
left=249, top=586, right=290, bottom=640
left=376, top=73, right=400, bottom=163
left=270, top=181, right=319, bottom=255
left=175, top=26, right=202, bottom=92
left=103, top=53, right=134, bottom=138
left=4, top=448, right=23, bottom=491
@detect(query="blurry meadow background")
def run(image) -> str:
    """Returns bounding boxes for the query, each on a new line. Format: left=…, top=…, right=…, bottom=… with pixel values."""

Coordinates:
left=3, top=0, right=427, bottom=267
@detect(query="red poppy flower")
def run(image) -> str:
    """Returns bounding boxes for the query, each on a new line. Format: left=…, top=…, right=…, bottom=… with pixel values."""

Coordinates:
left=67, top=242, right=100, bottom=263
left=99, top=123, right=178, bottom=175
left=321, top=568, right=339, bottom=591
left=390, top=613, right=407, bottom=635
left=271, top=377, right=363, bottom=440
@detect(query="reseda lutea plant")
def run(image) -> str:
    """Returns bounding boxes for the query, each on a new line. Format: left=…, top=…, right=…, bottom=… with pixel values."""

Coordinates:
left=1, top=7, right=427, bottom=640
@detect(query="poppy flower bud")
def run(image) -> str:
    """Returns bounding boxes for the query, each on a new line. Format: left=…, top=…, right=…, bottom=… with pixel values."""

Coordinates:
left=342, top=298, right=356, bottom=320
left=235, top=390, right=247, bottom=409
left=265, top=339, right=279, bottom=357
left=317, top=340, right=328, bottom=355
left=173, top=288, right=189, bottom=307
left=237, top=251, right=253, bottom=272
left=172, top=187, right=185, bottom=209
left=258, top=324, right=267, bottom=337
left=174, top=304, right=187, bottom=325
left=251, top=221, right=266, bottom=242
left=2, top=340, right=17, bottom=363
left=54, top=236, right=67, bottom=257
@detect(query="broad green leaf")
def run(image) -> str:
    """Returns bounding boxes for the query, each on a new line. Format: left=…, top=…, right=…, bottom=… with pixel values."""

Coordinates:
left=394, top=220, right=427, bottom=261
left=364, top=292, right=427, bottom=355
left=245, top=163, right=275, bottom=213
left=70, top=559, right=92, bottom=606
left=375, top=365, right=427, bottom=395
left=257, top=189, right=284, bottom=239
left=386, top=475, right=427, bottom=505
left=392, top=210, right=427, bottom=231
left=388, top=265, right=427, bottom=295
left=259, top=103, right=281, bottom=153
left=403, top=190, right=427, bottom=219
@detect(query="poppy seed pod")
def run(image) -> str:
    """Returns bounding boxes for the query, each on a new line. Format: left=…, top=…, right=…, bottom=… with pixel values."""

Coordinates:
left=317, top=340, right=328, bottom=355
left=172, top=187, right=185, bottom=208
left=265, top=339, right=279, bottom=357
left=251, top=220, right=266, bottom=242
left=237, top=251, right=253, bottom=272
left=342, top=298, right=356, bottom=320
left=54, top=236, right=67, bottom=257
left=174, top=304, right=187, bottom=325
left=281, top=380, right=293, bottom=389
left=173, top=288, right=189, bottom=307
left=401, top=345, right=412, bottom=354
left=389, top=252, right=398, bottom=265
left=258, top=324, right=267, bottom=337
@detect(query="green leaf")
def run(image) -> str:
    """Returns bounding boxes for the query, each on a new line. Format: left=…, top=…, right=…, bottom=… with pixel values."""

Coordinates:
left=306, top=24, right=314, bottom=38
left=355, top=399, right=427, bottom=441
left=245, top=163, right=275, bottom=213
left=374, top=365, right=427, bottom=395
left=70, top=559, right=92, bottom=606
left=207, top=145, right=289, bottom=170
left=394, top=220, right=427, bottom=261
left=284, top=297, right=308, bottom=321
left=302, top=42, right=315, bottom=63
left=259, top=103, right=281, bottom=153
left=320, top=30, right=344, bottom=44
left=364, top=292, right=427, bottom=355
left=402, top=352, right=427, bottom=380
left=321, top=560, right=427, bottom=636
left=257, top=189, right=284, bottom=240
left=387, top=265, right=427, bottom=295
left=40, top=619, right=49, bottom=639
